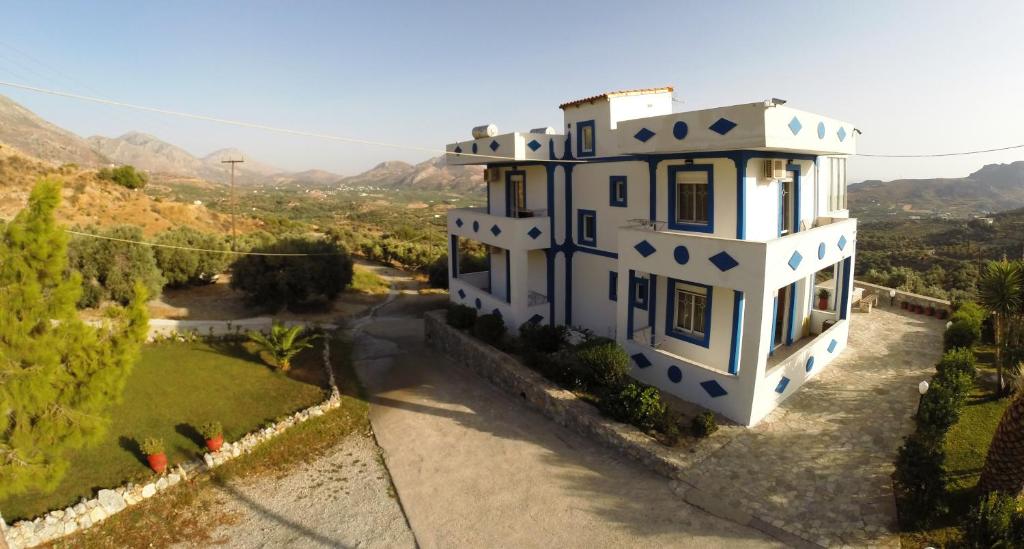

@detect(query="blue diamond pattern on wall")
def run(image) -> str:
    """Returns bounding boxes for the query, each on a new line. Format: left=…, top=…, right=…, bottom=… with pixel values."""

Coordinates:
left=631, top=353, right=652, bottom=369
left=817, top=242, right=826, bottom=259
left=709, top=118, right=737, bottom=135
left=455, top=218, right=463, bottom=228
left=634, top=240, right=657, bottom=258
left=667, top=366, right=682, bottom=383
left=817, top=122, right=826, bottom=139
left=788, top=250, right=803, bottom=270
left=454, top=145, right=462, bottom=153
left=700, top=380, right=728, bottom=398
left=527, top=139, right=541, bottom=152
left=775, top=376, right=791, bottom=394
left=828, top=339, right=838, bottom=353
left=490, top=224, right=502, bottom=236
left=527, top=227, right=542, bottom=240
left=457, top=289, right=466, bottom=299
left=634, top=128, right=656, bottom=142
left=837, top=127, right=847, bottom=142
left=788, top=116, right=802, bottom=135
left=838, top=235, right=848, bottom=250
left=472, top=220, right=479, bottom=232
left=673, top=121, right=688, bottom=140
left=489, top=140, right=499, bottom=152
left=528, top=314, right=544, bottom=325
left=709, top=251, right=739, bottom=272
left=806, top=356, right=815, bottom=372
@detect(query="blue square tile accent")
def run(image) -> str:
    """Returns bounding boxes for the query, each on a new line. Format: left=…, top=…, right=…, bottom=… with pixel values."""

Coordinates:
left=709, top=118, right=737, bottom=135
left=457, top=289, right=466, bottom=299
left=838, top=235, right=848, bottom=250
left=527, top=226, right=542, bottom=239
left=634, top=128, right=656, bottom=142
left=828, top=339, right=838, bottom=353
left=455, top=218, right=463, bottom=228
left=489, top=140, right=499, bottom=151
left=631, top=353, right=652, bottom=369
left=634, top=240, right=657, bottom=258
left=709, top=251, right=739, bottom=272
left=490, top=224, right=502, bottom=236
left=775, top=376, right=791, bottom=394
left=837, top=127, right=847, bottom=142
left=472, top=220, right=479, bottom=232
left=700, top=380, right=728, bottom=398
left=788, top=116, right=802, bottom=135
left=528, top=314, right=544, bottom=325
left=527, top=139, right=541, bottom=152
left=788, top=250, right=803, bottom=270
left=454, top=145, right=462, bottom=153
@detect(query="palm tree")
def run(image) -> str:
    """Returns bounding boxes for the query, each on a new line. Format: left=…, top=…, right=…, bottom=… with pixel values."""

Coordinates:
left=248, top=322, right=318, bottom=372
left=977, top=392, right=1024, bottom=496
left=977, top=260, right=1023, bottom=395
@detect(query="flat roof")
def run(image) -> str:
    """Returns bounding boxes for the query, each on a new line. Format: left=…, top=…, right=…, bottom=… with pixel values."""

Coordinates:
left=558, top=87, right=673, bottom=109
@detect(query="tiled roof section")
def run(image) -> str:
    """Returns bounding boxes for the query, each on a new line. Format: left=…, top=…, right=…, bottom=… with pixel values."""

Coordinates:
left=558, top=87, right=674, bottom=109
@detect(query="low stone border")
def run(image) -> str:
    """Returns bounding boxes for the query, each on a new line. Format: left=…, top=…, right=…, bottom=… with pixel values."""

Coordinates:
left=424, top=310, right=821, bottom=549
left=2, top=340, right=342, bottom=549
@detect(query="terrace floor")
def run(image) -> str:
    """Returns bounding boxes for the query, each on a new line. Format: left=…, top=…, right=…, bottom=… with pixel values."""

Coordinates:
left=676, top=305, right=944, bottom=547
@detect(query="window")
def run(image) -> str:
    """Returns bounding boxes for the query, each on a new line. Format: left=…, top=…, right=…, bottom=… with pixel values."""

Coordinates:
left=577, top=209, right=597, bottom=246
left=609, top=176, right=627, bottom=207
left=668, top=165, right=713, bottom=232
left=609, top=271, right=618, bottom=301
left=665, top=279, right=712, bottom=347
left=507, top=171, right=526, bottom=217
left=634, top=277, right=649, bottom=310
left=829, top=157, right=847, bottom=211
left=577, top=120, right=596, bottom=157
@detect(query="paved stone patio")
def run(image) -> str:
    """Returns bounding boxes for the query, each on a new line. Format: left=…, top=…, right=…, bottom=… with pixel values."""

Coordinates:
left=676, top=306, right=944, bottom=547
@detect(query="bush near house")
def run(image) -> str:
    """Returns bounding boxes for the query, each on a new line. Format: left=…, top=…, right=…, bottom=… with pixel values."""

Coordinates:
left=575, top=340, right=630, bottom=388
left=446, top=303, right=477, bottom=329
left=472, top=313, right=506, bottom=345
left=895, top=431, right=948, bottom=528
left=518, top=322, right=568, bottom=354
left=691, top=411, right=719, bottom=438
left=944, top=318, right=982, bottom=350
left=600, top=383, right=667, bottom=433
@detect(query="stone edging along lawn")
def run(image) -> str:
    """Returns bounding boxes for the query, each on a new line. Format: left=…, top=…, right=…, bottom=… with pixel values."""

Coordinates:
left=1, top=339, right=342, bottom=549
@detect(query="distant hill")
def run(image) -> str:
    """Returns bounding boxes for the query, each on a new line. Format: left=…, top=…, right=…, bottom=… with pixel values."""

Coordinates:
left=339, top=157, right=483, bottom=191
left=851, top=161, right=1024, bottom=220
left=0, top=94, right=108, bottom=167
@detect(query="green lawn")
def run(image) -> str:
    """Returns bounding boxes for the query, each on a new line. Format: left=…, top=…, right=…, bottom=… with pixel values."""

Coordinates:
left=0, top=340, right=328, bottom=521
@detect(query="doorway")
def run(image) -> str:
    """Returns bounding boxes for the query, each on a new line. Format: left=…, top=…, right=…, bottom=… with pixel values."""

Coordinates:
left=779, top=177, right=794, bottom=236
left=773, top=285, right=790, bottom=353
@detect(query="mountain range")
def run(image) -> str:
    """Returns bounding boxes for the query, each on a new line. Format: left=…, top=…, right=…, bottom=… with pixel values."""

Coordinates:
left=0, top=94, right=482, bottom=191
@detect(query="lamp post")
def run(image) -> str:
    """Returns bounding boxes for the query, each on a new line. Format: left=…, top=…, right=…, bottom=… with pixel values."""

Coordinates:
left=916, top=380, right=930, bottom=417
left=946, top=321, right=953, bottom=330
left=889, top=288, right=897, bottom=307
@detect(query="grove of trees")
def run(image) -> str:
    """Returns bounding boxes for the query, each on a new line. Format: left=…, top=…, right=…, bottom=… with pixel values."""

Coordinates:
left=230, top=237, right=353, bottom=311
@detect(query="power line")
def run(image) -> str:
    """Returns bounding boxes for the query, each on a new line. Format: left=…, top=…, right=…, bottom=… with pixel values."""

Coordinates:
left=0, top=80, right=585, bottom=164
left=855, top=143, right=1024, bottom=158
left=63, top=229, right=346, bottom=257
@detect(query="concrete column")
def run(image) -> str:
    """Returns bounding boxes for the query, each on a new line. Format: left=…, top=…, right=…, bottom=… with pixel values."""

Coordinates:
left=735, top=284, right=769, bottom=424
left=510, top=248, right=530, bottom=323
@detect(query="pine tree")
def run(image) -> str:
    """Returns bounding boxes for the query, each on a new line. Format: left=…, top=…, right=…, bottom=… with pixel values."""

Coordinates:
left=0, top=179, right=149, bottom=499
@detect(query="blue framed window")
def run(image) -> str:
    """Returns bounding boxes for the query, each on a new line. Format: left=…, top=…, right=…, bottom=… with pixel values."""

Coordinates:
left=634, top=277, right=649, bottom=310
left=665, top=278, right=712, bottom=347
left=577, top=209, right=597, bottom=247
left=576, top=120, right=596, bottom=157
left=608, top=271, right=618, bottom=301
left=609, top=176, right=627, bottom=207
left=667, top=164, right=714, bottom=233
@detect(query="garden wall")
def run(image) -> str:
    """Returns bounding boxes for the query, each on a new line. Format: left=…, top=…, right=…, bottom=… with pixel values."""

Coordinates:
left=84, top=317, right=337, bottom=342
left=853, top=280, right=952, bottom=317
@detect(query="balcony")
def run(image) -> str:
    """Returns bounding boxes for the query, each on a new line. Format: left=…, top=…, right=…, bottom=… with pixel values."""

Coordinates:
left=617, top=217, right=857, bottom=293
left=448, top=207, right=551, bottom=251
left=445, top=132, right=560, bottom=166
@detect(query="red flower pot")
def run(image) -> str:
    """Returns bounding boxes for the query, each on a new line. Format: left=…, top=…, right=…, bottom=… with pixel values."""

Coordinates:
left=927, top=307, right=935, bottom=316
left=939, top=310, right=949, bottom=319
left=206, top=435, right=224, bottom=452
left=901, top=301, right=909, bottom=310
left=147, top=452, right=167, bottom=474
left=818, top=297, right=829, bottom=310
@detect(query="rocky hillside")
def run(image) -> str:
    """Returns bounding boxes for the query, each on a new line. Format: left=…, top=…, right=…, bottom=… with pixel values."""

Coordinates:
left=0, top=94, right=108, bottom=167
left=339, top=157, right=483, bottom=191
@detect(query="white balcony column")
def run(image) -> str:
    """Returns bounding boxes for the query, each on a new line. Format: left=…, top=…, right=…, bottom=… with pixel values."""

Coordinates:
left=509, top=248, right=531, bottom=324
left=732, top=284, right=769, bottom=424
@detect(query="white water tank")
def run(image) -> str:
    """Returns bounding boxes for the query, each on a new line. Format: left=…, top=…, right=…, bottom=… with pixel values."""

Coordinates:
left=472, top=124, right=498, bottom=139
left=529, top=126, right=556, bottom=135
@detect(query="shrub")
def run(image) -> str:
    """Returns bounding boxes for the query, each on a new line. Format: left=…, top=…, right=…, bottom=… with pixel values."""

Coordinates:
left=98, top=165, right=148, bottom=189
left=601, top=383, right=667, bottom=432
left=518, top=322, right=568, bottom=354
left=893, top=431, right=946, bottom=528
left=954, top=300, right=988, bottom=325
left=691, top=411, right=719, bottom=438
left=140, top=437, right=164, bottom=456
left=472, top=313, right=506, bottom=345
left=230, top=237, right=353, bottom=311
left=446, top=303, right=477, bottom=329
left=937, top=347, right=978, bottom=380
left=427, top=255, right=449, bottom=289
left=575, top=341, right=630, bottom=388
left=917, top=377, right=968, bottom=436
left=153, top=227, right=230, bottom=287
left=944, top=318, right=982, bottom=350
left=67, top=225, right=165, bottom=307
left=527, top=349, right=587, bottom=389
left=655, top=411, right=683, bottom=445
left=961, top=492, right=1024, bottom=548
left=198, top=421, right=223, bottom=440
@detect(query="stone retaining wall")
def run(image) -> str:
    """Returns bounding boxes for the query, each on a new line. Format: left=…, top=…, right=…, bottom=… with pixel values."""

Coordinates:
left=854, top=280, right=952, bottom=316
left=2, top=340, right=341, bottom=549
left=85, top=317, right=338, bottom=343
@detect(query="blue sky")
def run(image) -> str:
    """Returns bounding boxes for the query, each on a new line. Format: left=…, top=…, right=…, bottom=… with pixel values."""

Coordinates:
left=0, top=1, right=1022, bottom=182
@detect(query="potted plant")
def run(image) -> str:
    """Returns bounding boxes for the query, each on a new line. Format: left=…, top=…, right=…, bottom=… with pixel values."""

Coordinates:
left=901, top=301, right=909, bottom=310
left=927, top=305, right=936, bottom=316
left=141, top=437, right=167, bottom=474
left=199, top=421, right=224, bottom=452
left=817, top=288, right=831, bottom=310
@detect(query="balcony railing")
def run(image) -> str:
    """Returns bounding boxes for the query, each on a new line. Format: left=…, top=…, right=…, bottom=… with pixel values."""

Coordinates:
left=448, top=207, right=551, bottom=250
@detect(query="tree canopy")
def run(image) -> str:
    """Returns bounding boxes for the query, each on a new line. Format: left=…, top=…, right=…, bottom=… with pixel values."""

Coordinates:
left=0, top=179, right=149, bottom=498
left=68, top=225, right=164, bottom=308
left=230, top=237, right=353, bottom=311
left=153, top=226, right=230, bottom=287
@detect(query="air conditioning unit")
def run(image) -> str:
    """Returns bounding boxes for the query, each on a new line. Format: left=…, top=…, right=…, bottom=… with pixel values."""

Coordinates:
left=763, top=159, right=786, bottom=180
left=484, top=167, right=501, bottom=183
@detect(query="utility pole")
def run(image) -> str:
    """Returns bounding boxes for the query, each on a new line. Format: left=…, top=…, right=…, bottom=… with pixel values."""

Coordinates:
left=221, top=157, right=244, bottom=250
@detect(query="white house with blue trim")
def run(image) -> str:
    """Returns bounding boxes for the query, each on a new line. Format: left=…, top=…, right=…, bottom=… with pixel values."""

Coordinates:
left=444, top=87, right=857, bottom=426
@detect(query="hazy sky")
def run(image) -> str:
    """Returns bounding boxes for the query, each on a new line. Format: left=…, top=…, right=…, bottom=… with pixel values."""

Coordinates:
left=1, top=1, right=1022, bottom=182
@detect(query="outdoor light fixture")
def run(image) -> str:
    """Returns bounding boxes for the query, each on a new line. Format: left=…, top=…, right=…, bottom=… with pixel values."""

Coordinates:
left=919, top=380, right=930, bottom=395
left=889, top=289, right=897, bottom=307
left=946, top=321, right=953, bottom=330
